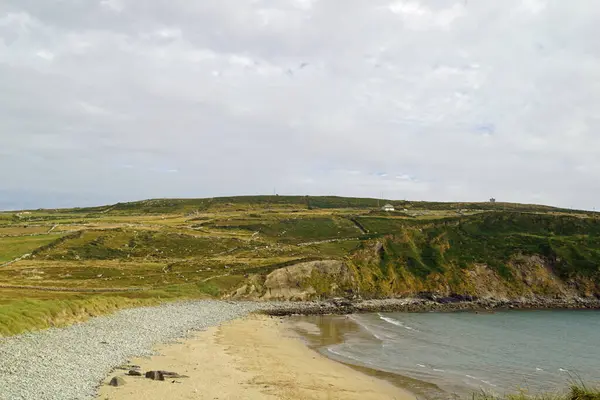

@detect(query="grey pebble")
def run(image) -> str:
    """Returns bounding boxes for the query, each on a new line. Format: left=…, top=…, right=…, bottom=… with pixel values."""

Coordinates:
left=0, top=300, right=292, bottom=400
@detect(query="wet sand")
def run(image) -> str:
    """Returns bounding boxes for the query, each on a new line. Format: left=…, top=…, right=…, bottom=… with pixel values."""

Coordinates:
left=97, top=315, right=414, bottom=400
left=288, top=315, right=449, bottom=400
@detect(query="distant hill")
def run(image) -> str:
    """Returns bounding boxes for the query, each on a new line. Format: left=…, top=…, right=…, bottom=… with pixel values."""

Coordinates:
left=22, top=195, right=588, bottom=215
left=1, top=195, right=598, bottom=335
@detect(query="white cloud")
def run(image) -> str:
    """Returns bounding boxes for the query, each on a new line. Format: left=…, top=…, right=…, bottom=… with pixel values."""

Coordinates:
left=520, top=0, right=547, bottom=14
left=0, top=12, right=38, bottom=32
left=35, top=50, right=54, bottom=61
left=100, top=0, right=124, bottom=13
left=388, top=1, right=465, bottom=29
left=155, top=27, right=182, bottom=40
left=0, top=0, right=599, bottom=209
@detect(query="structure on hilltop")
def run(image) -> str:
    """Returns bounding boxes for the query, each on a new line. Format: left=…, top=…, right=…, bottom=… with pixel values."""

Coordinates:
left=381, top=203, right=395, bottom=212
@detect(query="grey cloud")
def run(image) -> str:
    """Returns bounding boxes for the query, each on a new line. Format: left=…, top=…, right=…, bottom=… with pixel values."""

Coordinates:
left=1, top=0, right=599, bottom=210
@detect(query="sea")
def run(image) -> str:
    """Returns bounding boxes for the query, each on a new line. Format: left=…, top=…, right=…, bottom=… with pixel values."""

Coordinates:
left=291, top=310, right=600, bottom=399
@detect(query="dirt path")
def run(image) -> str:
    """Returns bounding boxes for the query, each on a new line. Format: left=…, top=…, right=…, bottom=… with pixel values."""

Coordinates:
left=297, top=237, right=359, bottom=247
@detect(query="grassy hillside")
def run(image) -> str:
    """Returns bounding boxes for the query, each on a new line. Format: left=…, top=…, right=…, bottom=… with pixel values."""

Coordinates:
left=1, top=195, right=599, bottom=335
left=347, top=212, right=600, bottom=299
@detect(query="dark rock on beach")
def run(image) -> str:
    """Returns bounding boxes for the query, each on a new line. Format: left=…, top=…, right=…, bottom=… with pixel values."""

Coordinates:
left=145, top=371, right=165, bottom=381
left=109, top=376, right=126, bottom=387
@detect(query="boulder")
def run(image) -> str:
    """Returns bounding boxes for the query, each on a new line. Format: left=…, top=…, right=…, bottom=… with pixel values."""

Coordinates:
left=158, top=370, right=187, bottom=378
left=109, top=376, right=126, bottom=387
left=145, top=371, right=165, bottom=381
left=128, top=370, right=142, bottom=376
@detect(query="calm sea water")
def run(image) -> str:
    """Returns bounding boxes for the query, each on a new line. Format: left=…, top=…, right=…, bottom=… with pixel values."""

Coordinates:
left=294, top=310, right=600, bottom=398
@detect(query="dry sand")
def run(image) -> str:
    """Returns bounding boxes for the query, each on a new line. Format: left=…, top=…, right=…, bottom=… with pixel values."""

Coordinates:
left=97, top=315, right=414, bottom=400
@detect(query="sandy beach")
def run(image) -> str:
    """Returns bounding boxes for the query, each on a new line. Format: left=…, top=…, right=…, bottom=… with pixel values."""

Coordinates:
left=97, top=315, right=414, bottom=400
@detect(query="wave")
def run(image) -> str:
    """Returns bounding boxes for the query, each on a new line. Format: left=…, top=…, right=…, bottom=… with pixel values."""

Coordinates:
left=378, top=313, right=420, bottom=332
left=327, top=346, right=377, bottom=368
left=327, top=347, right=362, bottom=363
left=481, top=380, right=497, bottom=387
left=349, top=315, right=393, bottom=340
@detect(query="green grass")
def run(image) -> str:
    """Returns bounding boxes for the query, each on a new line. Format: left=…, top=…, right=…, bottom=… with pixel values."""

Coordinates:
left=0, top=295, right=159, bottom=336
left=207, top=216, right=361, bottom=244
left=1, top=196, right=599, bottom=336
left=470, top=384, right=600, bottom=400
left=35, top=229, right=248, bottom=261
left=0, top=235, right=63, bottom=263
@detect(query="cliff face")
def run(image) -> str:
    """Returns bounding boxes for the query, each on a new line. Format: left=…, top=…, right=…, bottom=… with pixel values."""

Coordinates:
left=232, top=212, right=600, bottom=301
left=348, top=246, right=597, bottom=300
left=230, top=260, right=356, bottom=301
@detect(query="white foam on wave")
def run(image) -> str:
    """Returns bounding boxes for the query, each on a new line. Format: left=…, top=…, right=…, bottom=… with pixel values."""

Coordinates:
left=327, top=346, right=379, bottom=368
left=378, top=313, right=419, bottom=331
left=417, top=364, right=427, bottom=368
left=465, top=375, right=479, bottom=380
left=481, top=380, right=497, bottom=387
left=559, top=368, right=569, bottom=372
left=536, top=367, right=544, bottom=371
left=348, top=315, right=390, bottom=341
left=433, top=368, right=445, bottom=372
left=327, top=347, right=362, bottom=363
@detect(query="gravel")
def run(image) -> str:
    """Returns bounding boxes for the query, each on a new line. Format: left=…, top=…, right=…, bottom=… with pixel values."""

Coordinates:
left=0, top=300, right=284, bottom=400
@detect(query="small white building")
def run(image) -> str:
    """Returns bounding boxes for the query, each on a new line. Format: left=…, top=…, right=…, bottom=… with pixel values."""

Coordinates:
left=381, top=204, right=395, bottom=212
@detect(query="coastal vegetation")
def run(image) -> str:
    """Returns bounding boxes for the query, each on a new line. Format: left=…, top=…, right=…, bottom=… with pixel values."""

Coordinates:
left=1, top=196, right=599, bottom=335
left=472, top=384, right=600, bottom=400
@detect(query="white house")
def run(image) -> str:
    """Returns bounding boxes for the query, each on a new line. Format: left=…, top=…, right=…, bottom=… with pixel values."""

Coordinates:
left=381, top=204, right=395, bottom=212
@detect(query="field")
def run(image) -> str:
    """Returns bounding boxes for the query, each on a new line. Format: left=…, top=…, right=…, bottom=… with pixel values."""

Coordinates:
left=1, top=196, right=599, bottom=335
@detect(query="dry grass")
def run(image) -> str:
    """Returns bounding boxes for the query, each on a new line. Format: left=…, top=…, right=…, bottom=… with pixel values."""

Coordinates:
left=470, top=384, right=600, bottom=400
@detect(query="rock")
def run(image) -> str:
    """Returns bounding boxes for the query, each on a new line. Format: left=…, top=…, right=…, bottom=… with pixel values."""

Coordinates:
left=145, top=370, right=165, bottom=381
left=331, top=297, right=352, bottom=307
left=109, top=376, right=126, bottom=387
left=261, top=260, right=353, bottom=301
left=158, top=370, right=188, bottom=378
left=128, top=370, right=142, bottom=376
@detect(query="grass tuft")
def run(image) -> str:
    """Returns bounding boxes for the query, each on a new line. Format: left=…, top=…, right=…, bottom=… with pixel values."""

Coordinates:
left=469, top=385, right=600, bottom=400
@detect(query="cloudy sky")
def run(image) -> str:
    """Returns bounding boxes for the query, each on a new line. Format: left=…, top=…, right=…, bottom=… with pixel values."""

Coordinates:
left=1, top=0, right=599, bottom=210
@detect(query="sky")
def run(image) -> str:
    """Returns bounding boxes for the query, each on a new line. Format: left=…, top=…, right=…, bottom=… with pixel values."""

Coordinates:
left=1, top=0, right=599, bottom=210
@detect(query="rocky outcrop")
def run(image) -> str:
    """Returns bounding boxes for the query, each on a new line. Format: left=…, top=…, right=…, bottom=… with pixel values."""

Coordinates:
left=229, top=252, right=598, bottom=304
left=230, top=260, right=355, bottom=301
left=260, top=296, right=600, bottom=317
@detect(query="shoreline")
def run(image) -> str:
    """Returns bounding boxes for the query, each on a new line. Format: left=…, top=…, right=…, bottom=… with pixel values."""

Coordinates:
left=287, top=315, right=448, bottom=400
left=98, top=314, right=415, bottom=400
left=3, top=298, right=599, bottom=399
left=260, top=296, right=600, bottom=316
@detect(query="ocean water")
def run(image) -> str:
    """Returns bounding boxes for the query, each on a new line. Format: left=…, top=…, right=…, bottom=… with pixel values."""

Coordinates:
left=292, top=310, right=600, bottom=398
